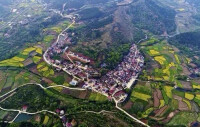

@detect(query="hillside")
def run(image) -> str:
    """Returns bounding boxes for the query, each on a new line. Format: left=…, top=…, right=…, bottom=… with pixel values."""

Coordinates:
left=186, top=0, right=200, bottom=11
left=128, top=0, right=176, bottom=35
left=1, top=0, right=200, bottom=127
left=169, top=31, right=200, bottom=48
left=169, top=31, right=200, bottom=67
left=68, top=0, right=177, bottom=69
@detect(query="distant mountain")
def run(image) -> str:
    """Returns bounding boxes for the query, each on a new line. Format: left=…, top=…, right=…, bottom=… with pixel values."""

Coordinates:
left=43, top=0, right=176, bottom=36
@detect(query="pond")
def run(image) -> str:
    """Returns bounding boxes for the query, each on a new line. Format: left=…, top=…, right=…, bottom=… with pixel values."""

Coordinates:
left=14, top=113, right=32, bottom=122
left=175, top=87, right=192, bottom=92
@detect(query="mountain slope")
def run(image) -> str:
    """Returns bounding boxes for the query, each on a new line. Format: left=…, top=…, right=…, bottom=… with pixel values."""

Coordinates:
left=128, top=0, right=176, bottom=35
left=169, top=31, right=200, bottom=48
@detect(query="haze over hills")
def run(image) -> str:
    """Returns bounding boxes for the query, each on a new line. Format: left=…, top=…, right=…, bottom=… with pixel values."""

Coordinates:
left=0, top=0, right=200, bottom=127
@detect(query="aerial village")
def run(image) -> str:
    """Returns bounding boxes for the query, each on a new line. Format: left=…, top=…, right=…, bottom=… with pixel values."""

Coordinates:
left=44, top=25, right=144, bottom=103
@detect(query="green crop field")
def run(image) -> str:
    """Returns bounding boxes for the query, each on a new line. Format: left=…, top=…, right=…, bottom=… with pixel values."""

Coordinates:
left=164, top=86, right=173, bottom=98
left=167, top=112, right=199, bottom=126
left=43, top=115, right=49, bottom=125
left=89, top=92, right=107, bottom=102
left=131, top=92, right=151, bottom=102
left=43, top=35, right=54, bottom=43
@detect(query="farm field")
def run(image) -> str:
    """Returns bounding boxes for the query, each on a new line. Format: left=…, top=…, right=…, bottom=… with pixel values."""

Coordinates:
left=0, top=110, right=9, bottom=120
left=122, top=38, right=200, bottom=126
left=37, top=62, right=54, bottom=77
left=0, top=46, right=43, bottom=67
left=0, top=45, right=55, bottom=78
left=44, top=21, right=71, bottom=34
left=167, top=112, right=200, bottom=126
left=0, top=69, right=40, bottom=95
left=140, top=38, right=187, bottom=84
left=89, top=92, right=108, bottom=102
left=1, top=0, right=200, bottom=126
left=0, top=84, right=139, bottom=126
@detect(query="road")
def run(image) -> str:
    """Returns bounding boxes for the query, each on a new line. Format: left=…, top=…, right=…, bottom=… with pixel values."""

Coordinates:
left=0, top=83, right=149, bottom=126
left=114, top=98, right=150, bottom=127
left=137, top=34, right=148, bottom=44
left=0, top=21, right=150, bottom=126
left=42, top=21, right=150, bottom=127
left=43, top=20, right=75, bottom=65
left=0, top=83, right=116, bottom=123
left=0, top=83, right=85, bottom=99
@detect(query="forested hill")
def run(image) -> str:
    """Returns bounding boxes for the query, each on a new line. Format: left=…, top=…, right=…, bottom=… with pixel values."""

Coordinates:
left=169, top=31, right=200, bottom=48
left=0, top=0, right=12, bottom=17
left=128, top=0, right=176, bottom=35
left=43, top=0, right=109, bottom=10
left=43, top=0, right=177, bottom=35
left=0, top=5, right=7, bottom=17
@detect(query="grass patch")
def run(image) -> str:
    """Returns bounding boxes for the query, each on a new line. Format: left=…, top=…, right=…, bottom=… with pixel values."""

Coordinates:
left=161, top=89, right=169, bottom=104
left=172, top=89, right=185, bottom=98
left=141, top=108, right=154, bottom=118
left=43, top=35, right=54, bottom=43
left=167, top=112, right=198, bottom=126
left=50, top=27, right=62, bottom=33
left=89, top=92, right=107, bottom=102
left=51, top=75, right=65, bottom=85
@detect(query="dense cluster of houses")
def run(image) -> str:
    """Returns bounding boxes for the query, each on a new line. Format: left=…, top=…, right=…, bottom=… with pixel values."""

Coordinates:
left=66, top=51, right=91, bottom=63
left=44, top=27, right=144, bottom=102
left=44, top=31, right=98, bottom=80
left=104, top=44, right=144, bottom=89
left=83, top=44, right=144, bottom=102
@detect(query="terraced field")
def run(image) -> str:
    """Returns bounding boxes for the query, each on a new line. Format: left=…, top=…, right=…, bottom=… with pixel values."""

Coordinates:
left=122, top=38, right=200, bottom=126
left=0, top=69, right=40, bottom=95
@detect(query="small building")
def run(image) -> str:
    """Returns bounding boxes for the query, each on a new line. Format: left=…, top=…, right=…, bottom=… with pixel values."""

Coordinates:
left=60, top=110, right=65, bottom=116
left=71, top=119, right=77, bottom=127
left=61, top=116, right=67, bottom=123
left=56, top=109, right=60, bottom=114
left=22, top=105, right=28, bottom=112
left=66, top=122, right=72, bottom=127
left=69, top=79, right=78, bottom=86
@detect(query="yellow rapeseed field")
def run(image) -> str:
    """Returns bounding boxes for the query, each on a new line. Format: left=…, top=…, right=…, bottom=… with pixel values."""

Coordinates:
left=150, top=50, right=159, bottom=55
left=154, top=56, right=166, bottom=65
left=185, top=93, right=194, bottom=100
left=164, top=86, right=173, bottom=98
left=132, top=92, right=151, bottom=102
left=193, top=85, right=200, bottom=89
